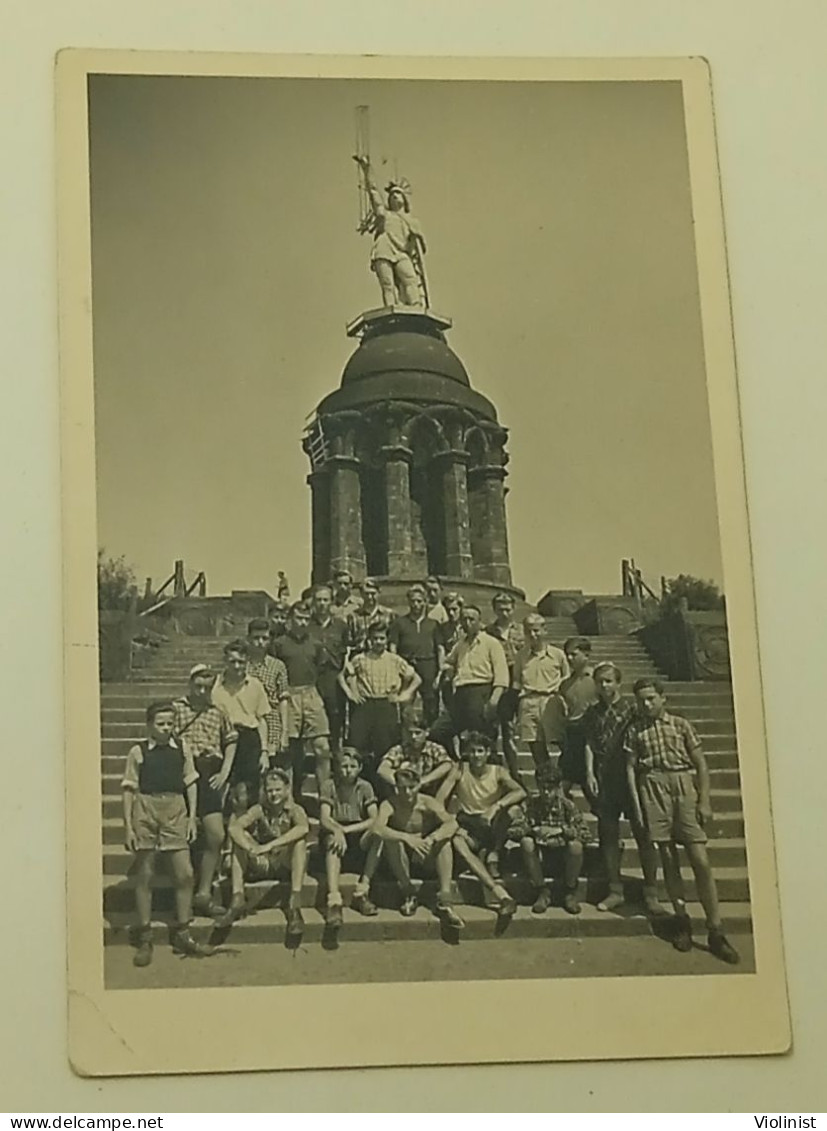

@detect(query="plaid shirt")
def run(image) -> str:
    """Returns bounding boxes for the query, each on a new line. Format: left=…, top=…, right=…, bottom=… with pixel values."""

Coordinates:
left=584, top=695, right=637, bottom=767
left=623, top=710, right=701, bottom=773
left=485, top=620, right=525, bottom=668
left=348, top=603, right=394, bottom=652
left=170, top=697, right=237, bottom=761
left=380, top=740, right=451, bottom=778
left=345, top=649, right=416, bottom=699
left=248, top=655, right=289, bottom=749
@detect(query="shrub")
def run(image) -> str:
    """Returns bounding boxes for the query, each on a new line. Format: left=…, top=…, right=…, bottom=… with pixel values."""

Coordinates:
left=661, top=574, right=724, bottom=614
left=97, top=549, right=138, bottom=612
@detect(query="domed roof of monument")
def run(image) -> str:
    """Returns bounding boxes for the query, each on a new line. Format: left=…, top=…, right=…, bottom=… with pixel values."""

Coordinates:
left=342, top=330, right=470, bottom=387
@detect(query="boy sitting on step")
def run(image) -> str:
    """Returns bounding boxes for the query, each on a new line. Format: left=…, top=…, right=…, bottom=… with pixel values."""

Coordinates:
left=436, top=730, right=524, bottom=916
left=508, top=761, right=591, bottom=915
left=623, top=679, right=740, bottom=965
left=373, top=763, right=465, bottom=929
left=377, top=707, right=454, bottom=798
left=221, top=768, right=309, bottom=943
left=122, top=700, right=214, bottom=967
left=319, top=747, right=383, bottom=926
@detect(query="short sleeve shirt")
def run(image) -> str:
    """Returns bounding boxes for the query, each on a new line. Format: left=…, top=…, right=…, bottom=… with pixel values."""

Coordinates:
left=448, top=633, right=509, bottom=689
left=512, top=645, right=569, bottom=695
left=584, top=695, right=637, bottom=765
left=623, top=711, right=701, bottom=773
left=247, top=655, right=289, bottom=748
left=319, top=778, right=377, bottom=824
left=121, top=738, right=198, bottom=792
left=211, top=674, right=271, bottom=730
left=236, top=800, right=308, bottom=845
left=485, top=620, right=525, bottom=668
left=272, top=634, right=327, bottom=687
left=308, top=616, right=350, bottom=672
left=559, top=670, right=598, bottom=721
left=346, top=650, right=416, bottom=699
left=171, top=697, right=237, bottom=760
left=388, top=613, right=438, bottom=662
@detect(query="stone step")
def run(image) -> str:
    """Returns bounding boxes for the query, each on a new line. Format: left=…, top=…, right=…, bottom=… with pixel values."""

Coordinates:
left=101, top=866, right=751, bottom=912
left=103, top=899, right=753, bottom=946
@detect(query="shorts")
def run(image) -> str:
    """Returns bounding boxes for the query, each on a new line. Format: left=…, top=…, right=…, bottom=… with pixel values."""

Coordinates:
left=456, top=811, right=499, bottom=853
left=132, top=792, right=188, bottom=852
left=287, top=685, right=330, bottom=740
left=194, top=753, right=226, bottom=818
left=517, top=693, right=555, bottom=744
left=243, top=846, right=293, bottom=881
left=638, top=770, right=707, bottom=845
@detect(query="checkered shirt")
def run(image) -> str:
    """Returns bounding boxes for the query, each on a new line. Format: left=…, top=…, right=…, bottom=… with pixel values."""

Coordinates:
left=380, top=740, right=451, bottom=778
left=248, top=655, right=289, bottom=749
left=345, top=650, right=416, bottom=699
left=622, top=710, right=701, bottom=773
left=171, top=697, right=237, bottom=760
left=584, top=695, right=637, bottom=766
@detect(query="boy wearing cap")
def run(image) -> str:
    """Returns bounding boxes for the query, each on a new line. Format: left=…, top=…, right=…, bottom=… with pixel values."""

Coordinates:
left=374, top=763, right=465, bottom=929
left=211, top=639, right=271, bottom=810
left=123, top=700, right=214, bottom=966
left=172, top=664, right=238, bottom=919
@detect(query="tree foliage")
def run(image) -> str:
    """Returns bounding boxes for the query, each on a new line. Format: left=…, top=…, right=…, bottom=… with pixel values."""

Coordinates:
left=662, top=573, right=724, bottom=614
left=97, top=549, right=138, bottom=611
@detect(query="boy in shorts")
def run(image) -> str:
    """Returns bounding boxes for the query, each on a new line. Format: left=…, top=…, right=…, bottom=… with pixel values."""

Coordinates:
left=558, top=637, right=598, bottom=804
left=509, top=761, right=591, bottom=915
left=437, top=730, right=525, bottom=901
left=122, top=701, right=214, bottom=966
left=374, top=764, right=465, bottom=929
left=319, top=748, right=382, bottom=925
left=512, top=613, right=570, bottom=768
left=222, top=768, right=310, bottom=940
left=377, top=708, right=454, bottom=797
left=583, top=663, right=662, bottom=915
left=272, top=601, right=333, bottom=800
left=624, top=679, right=739, bottom=964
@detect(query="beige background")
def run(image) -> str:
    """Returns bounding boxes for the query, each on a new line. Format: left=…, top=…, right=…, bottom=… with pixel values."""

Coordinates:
left=3, top=0, right=827, bottom=1113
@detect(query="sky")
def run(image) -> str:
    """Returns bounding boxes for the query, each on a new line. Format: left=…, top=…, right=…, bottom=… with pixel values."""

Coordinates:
left=88, top=73, right=724, bottom=603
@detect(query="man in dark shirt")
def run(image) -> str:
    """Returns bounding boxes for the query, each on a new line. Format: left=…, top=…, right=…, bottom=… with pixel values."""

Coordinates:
left=308, top=584, right=350, bottom=755
left=389, top=583, right=439, bottom=725
left=272, top=602, right=332, bottom=800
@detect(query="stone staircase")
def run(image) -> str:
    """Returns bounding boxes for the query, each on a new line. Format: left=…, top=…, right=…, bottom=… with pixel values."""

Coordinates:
left=100, top=625, right=751, bottom=946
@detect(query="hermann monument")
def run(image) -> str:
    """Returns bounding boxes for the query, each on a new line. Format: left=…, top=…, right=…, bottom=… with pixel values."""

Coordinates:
left=303, top=112, right=523, bottom=606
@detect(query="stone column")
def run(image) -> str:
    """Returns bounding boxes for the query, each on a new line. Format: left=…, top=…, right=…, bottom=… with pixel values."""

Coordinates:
left=328, top=455, right=366, bottom=579
left=380, top=444, right=414, bottom=578
left=468, top=465, right=512, bottom=586
left=307, top=470, right=331, bottom=585
left=435, top=450, right=474, bottom=579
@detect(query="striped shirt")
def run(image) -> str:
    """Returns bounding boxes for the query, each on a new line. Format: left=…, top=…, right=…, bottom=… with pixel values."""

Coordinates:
left=623, top=711, right=701, bottom=773
left=346, top=649, right=417, bottom=700
left=248, top=655, right=289, bottom=749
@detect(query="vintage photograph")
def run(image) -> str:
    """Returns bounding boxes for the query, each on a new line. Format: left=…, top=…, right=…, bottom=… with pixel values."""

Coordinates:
left=59, top=52, right=788, bottom=1073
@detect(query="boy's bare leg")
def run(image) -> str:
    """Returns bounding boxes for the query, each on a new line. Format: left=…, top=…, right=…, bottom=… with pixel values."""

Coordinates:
left=195, top=812, right=225, bottom=908
left=384, top=840, right=416, bottom=898
left=313, top=736, right=332, bottom=794
left=597, top=817, right=625, bottom=910
left=229, top=845, right=247, bottom=898
left=289, top=839, right=308, bottom=909
left=169, top=848, right=195, bottom=925
left=354, top=834, right=382, bottom=897
left=432, top=842, right=465, bottom=928
left=325, top=847, right=343, bottom=907
left=521, top=836, right=552, bottom=913
left=684, top=842, right=721, bottom=929
left=658, top=841, right=686, bottom=911
left=134, top=850, right=154, bottom=926
left=454, top=834, right=511, bottom=904
left=564, top=839, right=584, bottom=888
left=633, top=824, right=664, bottom=913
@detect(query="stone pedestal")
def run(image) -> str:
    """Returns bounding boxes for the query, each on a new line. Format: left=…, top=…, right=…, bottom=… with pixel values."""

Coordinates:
left=304, top=308, right=519, bottom=596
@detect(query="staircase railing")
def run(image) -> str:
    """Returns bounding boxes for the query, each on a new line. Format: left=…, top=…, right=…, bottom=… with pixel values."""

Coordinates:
left=621, top=557, right=660, bottom=612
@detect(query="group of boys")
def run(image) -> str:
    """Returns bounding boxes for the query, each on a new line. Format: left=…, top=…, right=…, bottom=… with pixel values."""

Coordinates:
left=122, top=570, right=739, bottom=969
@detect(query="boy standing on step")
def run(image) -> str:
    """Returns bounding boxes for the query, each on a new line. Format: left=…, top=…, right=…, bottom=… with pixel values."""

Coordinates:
left=624, top=679, right=740, bottom=964
left=512, top=614, right=570, bottom=768
left=583, top=662, right=662, bottom=915
left=271, top=601, right=333, bottom=800
left=122, top=700, right=214, bottom=966
left=211, top=639, right=271, bottom=810
left=222, top=767, right=309, bottom=941
left=557, top=637, right=598, bottom=806
left=246, top=619, right=290, bottom=769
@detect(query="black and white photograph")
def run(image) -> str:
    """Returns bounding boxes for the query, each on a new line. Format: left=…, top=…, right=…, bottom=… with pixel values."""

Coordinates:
left=57, top=51, right=788, bottom=1075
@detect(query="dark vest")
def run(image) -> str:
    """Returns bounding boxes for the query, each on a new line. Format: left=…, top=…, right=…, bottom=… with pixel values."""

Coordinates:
left=138, top=741, right=186, bottom=795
